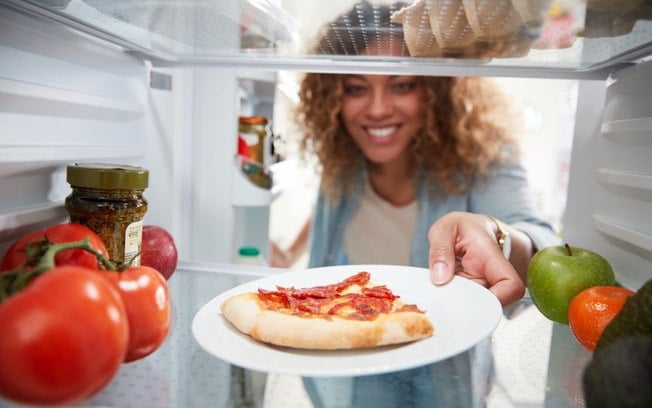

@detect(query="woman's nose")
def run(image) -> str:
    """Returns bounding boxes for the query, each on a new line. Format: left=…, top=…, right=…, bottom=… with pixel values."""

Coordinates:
left=366, top=89, right=394, bottom=117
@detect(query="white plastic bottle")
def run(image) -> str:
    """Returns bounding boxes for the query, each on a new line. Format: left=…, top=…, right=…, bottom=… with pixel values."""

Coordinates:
left=236, top=246, right=266, bottom=265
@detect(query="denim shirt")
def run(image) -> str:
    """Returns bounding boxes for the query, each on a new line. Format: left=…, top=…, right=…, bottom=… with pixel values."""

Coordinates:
left=308, top=162, right=559, bottom=268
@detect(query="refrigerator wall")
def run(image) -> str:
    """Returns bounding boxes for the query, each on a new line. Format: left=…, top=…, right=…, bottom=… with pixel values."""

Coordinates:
left=564, top=60, right=652, bottom=290
left=0, top=6, right=151, bottom=255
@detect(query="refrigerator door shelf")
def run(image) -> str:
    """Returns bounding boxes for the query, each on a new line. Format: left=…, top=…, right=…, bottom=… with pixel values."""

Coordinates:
left=0, top=202, right=68, bottom=250
left=231, top=159, right=278, bottom=207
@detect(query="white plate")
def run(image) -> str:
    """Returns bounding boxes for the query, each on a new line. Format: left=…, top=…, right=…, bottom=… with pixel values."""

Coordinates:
left=191, top=264, right=502, bottom=377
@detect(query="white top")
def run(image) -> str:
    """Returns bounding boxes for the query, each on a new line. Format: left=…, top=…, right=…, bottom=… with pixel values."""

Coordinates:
left=344, top=180, right=417, bottom=265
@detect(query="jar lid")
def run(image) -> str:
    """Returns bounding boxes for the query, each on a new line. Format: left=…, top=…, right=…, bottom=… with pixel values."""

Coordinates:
left=238, top=246, right=261, bottom=257
left=67, top=163, right=149, bottom=190
left=239, top=116, right=268, bottom=125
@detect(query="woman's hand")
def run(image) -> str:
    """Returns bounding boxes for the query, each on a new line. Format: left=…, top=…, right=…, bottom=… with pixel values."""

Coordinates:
left=427, top=212, right=526, bottom=306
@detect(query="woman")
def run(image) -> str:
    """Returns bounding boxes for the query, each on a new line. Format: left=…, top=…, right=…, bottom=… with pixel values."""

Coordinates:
left=272, top=1, right=559, bottom=307
left=274, top=4, right=561, bottom=406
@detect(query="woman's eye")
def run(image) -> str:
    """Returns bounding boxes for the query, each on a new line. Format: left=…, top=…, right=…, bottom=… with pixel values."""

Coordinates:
left=393, top=81, right=416, bottom=93
left=344, top=84, right=366, bottom=95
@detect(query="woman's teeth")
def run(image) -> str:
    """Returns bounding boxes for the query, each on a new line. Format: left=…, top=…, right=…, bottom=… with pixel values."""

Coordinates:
left=367, top=126, right=396, bottom=138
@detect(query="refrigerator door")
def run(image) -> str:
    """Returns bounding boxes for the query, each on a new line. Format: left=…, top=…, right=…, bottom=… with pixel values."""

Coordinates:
left=565, top=59, right=652, bottom=289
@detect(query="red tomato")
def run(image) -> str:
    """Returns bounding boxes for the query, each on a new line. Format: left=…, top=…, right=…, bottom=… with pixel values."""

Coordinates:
left=101, top=265, right=171, bottom=362
left=1, top=223, right=109, bottom=271
left=0, top=266, right=129, bottom=405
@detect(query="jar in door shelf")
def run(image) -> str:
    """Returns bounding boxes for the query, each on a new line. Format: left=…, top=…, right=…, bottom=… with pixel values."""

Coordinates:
left=65, top=163, right=149, bottom=265
left=237, top=116, right=271, bottom=189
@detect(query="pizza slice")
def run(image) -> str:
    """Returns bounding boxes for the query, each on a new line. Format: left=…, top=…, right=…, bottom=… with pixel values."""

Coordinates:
left=220, top=271, right=434, bottom=350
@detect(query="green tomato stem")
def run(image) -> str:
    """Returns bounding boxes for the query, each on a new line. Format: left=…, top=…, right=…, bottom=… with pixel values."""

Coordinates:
left=0, top=238, right=116, bottom=302
left=35, top=238, right=116, bottom=272
left=0, top=274, right=14, bottom=302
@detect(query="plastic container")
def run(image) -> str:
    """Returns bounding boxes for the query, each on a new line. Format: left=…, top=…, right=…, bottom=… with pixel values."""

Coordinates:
left=65, top=163, right=149, bottom=265
left=236, top=246, right=266, bottom=265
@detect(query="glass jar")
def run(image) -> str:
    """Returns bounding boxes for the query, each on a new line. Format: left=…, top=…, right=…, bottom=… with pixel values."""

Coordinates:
left=65, top=163, right=149, bottom=265
left=237, top=116, right=271, bottom=189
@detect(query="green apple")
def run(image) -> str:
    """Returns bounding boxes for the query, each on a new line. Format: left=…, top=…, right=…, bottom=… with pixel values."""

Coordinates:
left=527, top=244, right=615, bottom=324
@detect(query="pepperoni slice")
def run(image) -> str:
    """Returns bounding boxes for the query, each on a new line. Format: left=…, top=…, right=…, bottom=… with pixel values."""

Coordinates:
left=361, top=285, right=397, bottom=300
left=327, top=294, right=394, bottom=319
left=338, top=271, right=371, bottom=289
left=257, top=289, right=289, bottom=308
left=255, top=271, right=419, bottom=321
left=287, top=296, right=332, bottom=314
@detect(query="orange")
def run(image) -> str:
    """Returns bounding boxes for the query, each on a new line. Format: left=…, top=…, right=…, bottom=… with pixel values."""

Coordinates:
left=568, top=286, right=635, bottom=351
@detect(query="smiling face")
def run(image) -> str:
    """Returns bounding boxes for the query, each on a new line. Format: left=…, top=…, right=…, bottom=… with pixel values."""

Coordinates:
left=340, top=74, right=426, bottom=171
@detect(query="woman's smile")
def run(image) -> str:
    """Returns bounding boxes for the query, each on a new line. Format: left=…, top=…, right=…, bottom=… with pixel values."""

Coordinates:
left=365, top=125, right=400, bottom=141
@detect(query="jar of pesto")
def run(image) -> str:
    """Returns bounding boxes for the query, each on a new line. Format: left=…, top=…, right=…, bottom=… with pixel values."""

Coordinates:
left=65, top=163, right=149, bottom=265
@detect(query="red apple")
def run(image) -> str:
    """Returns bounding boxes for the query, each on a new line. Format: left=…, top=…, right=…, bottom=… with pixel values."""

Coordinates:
left=140, top=225, right=178, bottom=280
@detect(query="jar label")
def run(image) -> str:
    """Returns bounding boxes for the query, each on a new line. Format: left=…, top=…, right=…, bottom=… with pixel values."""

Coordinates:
left=124, top=220, right=143, bottom=266
left=239, top=131, right=261, bottom=148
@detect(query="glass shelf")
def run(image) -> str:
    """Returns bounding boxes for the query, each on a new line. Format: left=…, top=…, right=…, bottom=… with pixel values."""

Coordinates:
left=0, top=262, right=592, bottom=408
left=4, top=0, right=652, bottom=78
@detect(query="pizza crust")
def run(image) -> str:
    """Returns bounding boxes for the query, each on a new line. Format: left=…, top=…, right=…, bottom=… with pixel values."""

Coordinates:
left=221, top=292, right=434, bottom=350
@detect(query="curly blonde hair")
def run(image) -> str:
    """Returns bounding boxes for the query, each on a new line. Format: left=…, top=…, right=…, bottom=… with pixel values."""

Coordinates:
left=296, top=74, right=521, bottom=201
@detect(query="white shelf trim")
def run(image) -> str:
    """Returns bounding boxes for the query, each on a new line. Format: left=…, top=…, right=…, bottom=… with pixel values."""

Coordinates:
left=593, top=214, right=652, bottom=252
left=601, top=117, right=652, bottom=143
left=0, top=202, right=66, bottom=235
left=596, top=168, right=652, bottom=190
left=0, top=146, right=143, bottom=164
left=0, top=77, right=145, bottom=120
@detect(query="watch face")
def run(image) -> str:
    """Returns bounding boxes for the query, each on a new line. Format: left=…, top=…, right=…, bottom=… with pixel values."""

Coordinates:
left=502, top=233, right=512, bottom=259
left=486, top=215, right=511, bottom=259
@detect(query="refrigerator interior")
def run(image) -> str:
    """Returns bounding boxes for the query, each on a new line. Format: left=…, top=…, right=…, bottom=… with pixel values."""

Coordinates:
left=1, top=0, right=652, bottom=290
